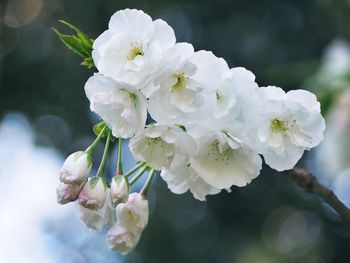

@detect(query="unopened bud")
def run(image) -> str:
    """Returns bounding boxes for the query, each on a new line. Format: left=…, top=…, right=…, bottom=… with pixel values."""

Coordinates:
left=78, top=177, right=108, bottom=210
left=111, top=176, right=129, bottom=205
left=60, top=151, right=92, bottom=185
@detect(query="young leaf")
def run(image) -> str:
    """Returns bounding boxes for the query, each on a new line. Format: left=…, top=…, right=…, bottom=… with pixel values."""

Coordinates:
left=52, top=20, right=95, bottom=68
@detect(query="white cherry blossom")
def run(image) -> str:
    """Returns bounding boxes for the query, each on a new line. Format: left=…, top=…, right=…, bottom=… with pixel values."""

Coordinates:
left=92, top=9, right=175, bottom=87
left=84, top=73, right=147, bottom=138
left=190, top=51, right=240, bottom=120
left=147, top=43, right=206, bottom=125
left=190, top=131, right=262, bottom=189
left=129, top=124, right=196, bottom=169
left=253, top=86, right=325, bottom=171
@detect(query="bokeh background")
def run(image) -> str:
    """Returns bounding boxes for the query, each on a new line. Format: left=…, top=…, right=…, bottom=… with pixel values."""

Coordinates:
left=1, top=0, right=350, bottom=262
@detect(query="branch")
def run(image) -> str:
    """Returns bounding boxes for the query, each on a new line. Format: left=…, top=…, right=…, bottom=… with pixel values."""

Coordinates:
left=290, top=168, right=350, bottom=223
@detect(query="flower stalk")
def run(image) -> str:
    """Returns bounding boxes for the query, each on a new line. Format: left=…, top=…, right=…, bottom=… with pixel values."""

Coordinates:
left=85, top=125, right=108, bottom=155
left=124, top=162, right=146, bottom=177
left=129, top=165, right=148, bottom=185
left=96, top=131, right=112, bottom=177
left=116, top=137, right=123, bottom=175
left=140, top=169, right=156, bottom=196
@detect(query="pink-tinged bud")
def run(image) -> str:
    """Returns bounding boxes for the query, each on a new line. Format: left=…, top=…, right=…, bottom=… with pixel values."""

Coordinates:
left=76, top=191, right=115, bottom=230
left=106, top=193, right=149, bottom=254
left=60, top=151, right=92, bottom=185
left=78, top=177, right=108, bottom=210
left=106, top=223, right=141, bottom=255
left=110, top=176, right=129, bottom=205
left=116, top=193, right=149, bottom=233
left=56, top=180, right=85, bottom=204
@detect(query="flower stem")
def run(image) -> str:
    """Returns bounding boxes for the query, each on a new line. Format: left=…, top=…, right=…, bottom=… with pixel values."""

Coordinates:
left=140, top=169, right=156, bottom=196
left=85, top=125, right=108, bottom=155
left=129, top=165, right=148, bottom=185
left=96, top=131, right=112, bottom=177
left=124, top=162, right=146, bottom=177
left=116, top=137, right=123, bottom=175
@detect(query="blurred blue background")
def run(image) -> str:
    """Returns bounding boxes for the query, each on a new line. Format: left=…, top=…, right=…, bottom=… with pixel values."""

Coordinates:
left=1, top=0, right=350, bottom=262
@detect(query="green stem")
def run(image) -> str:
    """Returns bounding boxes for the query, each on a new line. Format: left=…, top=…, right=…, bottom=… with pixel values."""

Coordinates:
left=124, top=162, right=146, bottom=177
left=96, top=131, right=111, bottom=177
left=129, top=165, right=148, bottom=185
left=140, top=169, right=156, bottom=196
left=116, top=137, right=123, bottom=175
left=85, top=125, right=108, bottom=154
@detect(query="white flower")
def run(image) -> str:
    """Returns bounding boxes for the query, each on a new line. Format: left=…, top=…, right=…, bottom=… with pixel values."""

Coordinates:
left=92, top=9, right=175, bottom=87
left=84, top=73, right=147, bottom=138
left=111, top=175, right=129, bottom=205
left=148, top=49, right=234, bottom=125
left=56, top=180, right=86, bottom=204
left=106, top=193, right=149, bottom=254
left=147, top=43, right=205, bottom=125
left=76, top=191, right=115, bottom=230
left=59, top=151, right=91, bottom=185
left=106, top=223, right=141, bottom=255
left=190, top=51, right=241, bottom=120
left=161, top=154, right=220, bottom=201
left=78, top=177, right=108, bottom=210
left=227, top=67, right=260, bottom=122
left=253, top=86, right=325, bottom=171
left=190, top=131, right=262, bottom=189
left=129, top=124, right=196, bottom=169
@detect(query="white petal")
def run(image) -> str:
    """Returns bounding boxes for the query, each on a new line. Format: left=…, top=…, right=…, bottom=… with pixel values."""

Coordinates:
left=109, top=9, right=154, bottom=39
left=262, top=148, right=304, bottom=171
left=152, top=19, right=176, bottom=49
left=190, top=50, right=230, bottom=92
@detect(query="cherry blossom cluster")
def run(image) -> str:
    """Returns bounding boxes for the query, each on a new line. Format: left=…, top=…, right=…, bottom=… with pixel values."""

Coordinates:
left=56, top=9, right=325, bottom=255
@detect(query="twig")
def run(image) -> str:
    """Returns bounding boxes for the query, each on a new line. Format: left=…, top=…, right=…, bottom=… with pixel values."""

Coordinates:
left=290, top=168, right=350, bottom=223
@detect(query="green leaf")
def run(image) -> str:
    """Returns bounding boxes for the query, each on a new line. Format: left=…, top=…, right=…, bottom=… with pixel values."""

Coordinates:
left=52, top=20, right=95, bottom=68
left=58, top=20, right=93, bottom=49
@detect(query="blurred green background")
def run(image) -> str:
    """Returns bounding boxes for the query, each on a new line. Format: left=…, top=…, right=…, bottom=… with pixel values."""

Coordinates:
left=1, top=0, right=350, bottom=262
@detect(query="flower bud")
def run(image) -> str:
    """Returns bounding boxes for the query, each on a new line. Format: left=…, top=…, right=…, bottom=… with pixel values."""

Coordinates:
left=60, top=151, right=92, bottom=185
left=116, top=193, right=149, bottom=234
left=110, top=175, right=129, bottom=205
left=106, top=223, right=141, bottom=255
left=78, top=177, right=108, bottom=210
left=56, top=181, right=85, bottom=204
left=106, top=193, right=149, bottom=254
left=76, top=191, right=115, bottom=230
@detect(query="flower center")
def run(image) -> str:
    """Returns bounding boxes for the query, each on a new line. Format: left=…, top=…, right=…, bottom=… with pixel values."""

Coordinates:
left=171, top=73, right=186, bottom=92
left=147, top=137, right=163, bottom=146
left=271, top=119, right=288, bottom=133
left=208, top=140, right=233, bottom=166
left=128, top=44, right=144, bottom=60
left=216, top=91, right=222, bottom=101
